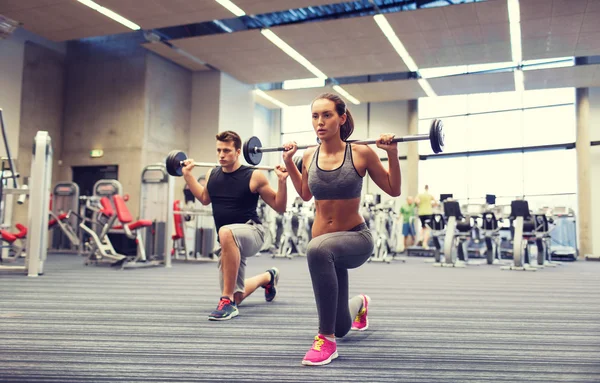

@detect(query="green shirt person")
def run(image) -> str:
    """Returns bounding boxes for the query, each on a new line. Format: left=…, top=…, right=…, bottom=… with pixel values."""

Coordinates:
left=400, top=196, right=416, bottom=249
left=415, top=185, right=436, bottom=249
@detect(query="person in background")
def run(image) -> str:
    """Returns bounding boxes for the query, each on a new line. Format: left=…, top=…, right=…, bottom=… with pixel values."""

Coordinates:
left=416, top=185, right=436, bottom=249
left=400, top=196, right=416, bottom=250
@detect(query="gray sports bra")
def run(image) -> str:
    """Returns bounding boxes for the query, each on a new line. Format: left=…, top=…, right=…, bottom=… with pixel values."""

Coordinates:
left=307, top=143, right=363, bottom=200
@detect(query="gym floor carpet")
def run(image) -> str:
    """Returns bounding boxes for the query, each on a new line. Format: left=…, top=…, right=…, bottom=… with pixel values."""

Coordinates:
left=1, top=254, right=599, bottom=382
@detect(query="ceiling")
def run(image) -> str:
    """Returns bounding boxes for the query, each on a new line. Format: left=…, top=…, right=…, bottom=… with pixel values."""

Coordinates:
left=2, top=0, right=600, bottom=107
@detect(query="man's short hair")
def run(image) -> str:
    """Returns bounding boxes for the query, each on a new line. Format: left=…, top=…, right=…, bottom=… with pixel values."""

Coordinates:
left=216, top=131, right=242, bottom=150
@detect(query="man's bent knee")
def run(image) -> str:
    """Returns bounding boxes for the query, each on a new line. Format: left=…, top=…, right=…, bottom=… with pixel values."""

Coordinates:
left=218, top=227, right=238, bottom=249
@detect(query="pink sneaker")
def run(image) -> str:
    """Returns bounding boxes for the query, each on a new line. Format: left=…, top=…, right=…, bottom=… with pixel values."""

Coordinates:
left=301, top=334, right=338, bottom=366
left=351, top=294, right=371, bottom=331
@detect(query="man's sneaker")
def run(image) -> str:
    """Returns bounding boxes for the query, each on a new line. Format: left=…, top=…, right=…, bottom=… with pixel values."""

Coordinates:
left=208, top=296, right=239, bottom=321
left=302, top=334, right=338, bottom=366
left=351, top=294, right=371, bottom=331
left=263, top=267, right=279, bottom=302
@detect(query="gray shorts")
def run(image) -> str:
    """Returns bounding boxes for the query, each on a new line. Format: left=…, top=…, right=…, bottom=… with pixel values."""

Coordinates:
left=215, top=220, right=266, bottom=294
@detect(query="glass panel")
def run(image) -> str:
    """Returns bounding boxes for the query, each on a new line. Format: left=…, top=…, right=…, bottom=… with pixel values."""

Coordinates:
left=522, top=105, right=575, bottom=146
left=525, top=194, right=577, bottom=213
left=467, top=91, right=523, bottom=114
left=522, top=88, right=575, bottom=108
left=522, top=150, right=577, bottom=196
left=467, top=110, right=523, bottom=151
left=467, top=153, right=523, bottom=199
left=281, top=105, right=311, bottom=133
left=418, top=157, right=468, bottom=200
left=418, top=94, right=468, bottom=119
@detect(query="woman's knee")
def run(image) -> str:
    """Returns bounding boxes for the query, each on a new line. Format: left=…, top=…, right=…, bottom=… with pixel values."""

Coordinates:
left=335, top=325, right=350, bottom=338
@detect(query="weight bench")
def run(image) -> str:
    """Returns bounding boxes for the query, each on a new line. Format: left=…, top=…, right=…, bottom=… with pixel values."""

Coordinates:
left=112, top=194, right=162, bottom=269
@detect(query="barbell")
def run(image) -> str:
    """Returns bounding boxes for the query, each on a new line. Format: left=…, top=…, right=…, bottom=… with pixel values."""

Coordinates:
left=165, top=150, right=304, bottom=177
left=165, top=150, right=276, bottom=177
left=243, top=118, right=445, bottom=166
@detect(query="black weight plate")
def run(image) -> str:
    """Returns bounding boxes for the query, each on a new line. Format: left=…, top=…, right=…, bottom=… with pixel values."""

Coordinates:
left=430, top=119, right=445, bottom=154
left=166, top=150, right=187, bottom=177
left=243, top=136, right=263, bottom=165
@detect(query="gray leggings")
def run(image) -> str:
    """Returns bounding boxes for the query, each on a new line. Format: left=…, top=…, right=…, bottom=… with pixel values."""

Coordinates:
left=306, top=222, right=374, bottom=337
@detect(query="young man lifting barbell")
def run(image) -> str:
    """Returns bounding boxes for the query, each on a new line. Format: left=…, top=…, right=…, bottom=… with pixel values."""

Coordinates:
left=181, top=130, right=288, bottom=321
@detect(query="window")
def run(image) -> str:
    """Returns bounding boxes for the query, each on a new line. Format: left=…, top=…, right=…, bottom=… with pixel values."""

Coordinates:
left=467, top=111, right=523, bottom=151
left=522, top=105, right=575, bottom=147
left=522, top=150, right=576, bottom=196
left=418, top=87, right=577, bottom=212
left=281, top=105, right=310, bottom=133
left=419, top=94, right=468, bottom=119
left=418, top=157, right=468, bottom=200
left=418, top=88, right=576, bottom=154
left=467, top=153, right=523, bottom=199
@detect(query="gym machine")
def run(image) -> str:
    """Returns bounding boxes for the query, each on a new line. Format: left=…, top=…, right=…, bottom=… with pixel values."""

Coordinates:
left=171, top=199, right=217, bottom=264
left=501, top=200, right=539, bottom=271
left=433, top=200, right=477, bottom=268
left=139, top=164, right=174, bottom=267
left=0, top=129, right=52, bottom=276
left=50, top=182, right=80, bottom=252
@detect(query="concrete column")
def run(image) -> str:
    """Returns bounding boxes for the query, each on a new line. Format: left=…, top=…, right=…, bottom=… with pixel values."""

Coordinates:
left=407, top=99, right=419, bottom=198
left=189, top=72, right=254, bottom=164
left=576, top=87, right=592, bottom=258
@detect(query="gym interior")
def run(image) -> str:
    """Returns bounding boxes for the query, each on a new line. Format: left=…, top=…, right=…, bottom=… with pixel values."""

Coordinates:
left=1, top=0, right=599, bottom=381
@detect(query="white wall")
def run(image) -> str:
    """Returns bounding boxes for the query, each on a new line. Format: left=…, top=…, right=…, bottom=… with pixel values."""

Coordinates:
left=589, top=87, right=600, bottom=256
left=365, top=101, right=410, bottom=208
left=190, top=71, right=221, bottom=164
left=219, top=73, right=254, bottom=143
left=0, top=28, right=65, bottom=159
left=253, top=104, right=277, bottom=167
left=190, top=71, right=255, bottom=167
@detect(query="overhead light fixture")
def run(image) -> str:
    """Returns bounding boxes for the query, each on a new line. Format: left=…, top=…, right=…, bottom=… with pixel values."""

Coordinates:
left=77, top=0, right=140, bottom=30
left=417, top=79, right=437, bottom=97
left=172, top=46, right=209, bottom=66
left=373, top=13, right=438, bottom=98
left=333, top=85, right=360, bottom=105
left=522, top=57, right=574, bottom=70
left=254, top=89, right=289, bottom=109
left=373, top=14, right=418, bottom=72
left=216, top=0, right=359, bottom=104
left=213, top=19, right=234, bottom=33
left=507, top=0, right=524, bottom=93
left=214, top=0, right=246, bottom=17
left=420, top=61, right=515, bottom=79
left=261, top=29, right=328, bottom=80
left=0, top=14, right=20, bottom=40
left=514, top=69, right=524, bottom=92
left=507, top=0, right=522, bottom=63
left=282, top=78, right=325, bottom=90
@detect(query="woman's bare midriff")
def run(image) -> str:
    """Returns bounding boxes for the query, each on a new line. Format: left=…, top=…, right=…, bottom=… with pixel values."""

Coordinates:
left=311, top=198, right=364, bottom=238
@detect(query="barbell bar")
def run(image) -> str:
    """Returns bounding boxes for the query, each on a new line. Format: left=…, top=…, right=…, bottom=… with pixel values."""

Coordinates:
left=243, top=118, right=445, bottom=166
left=165, top=150, right=275, bottom=177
